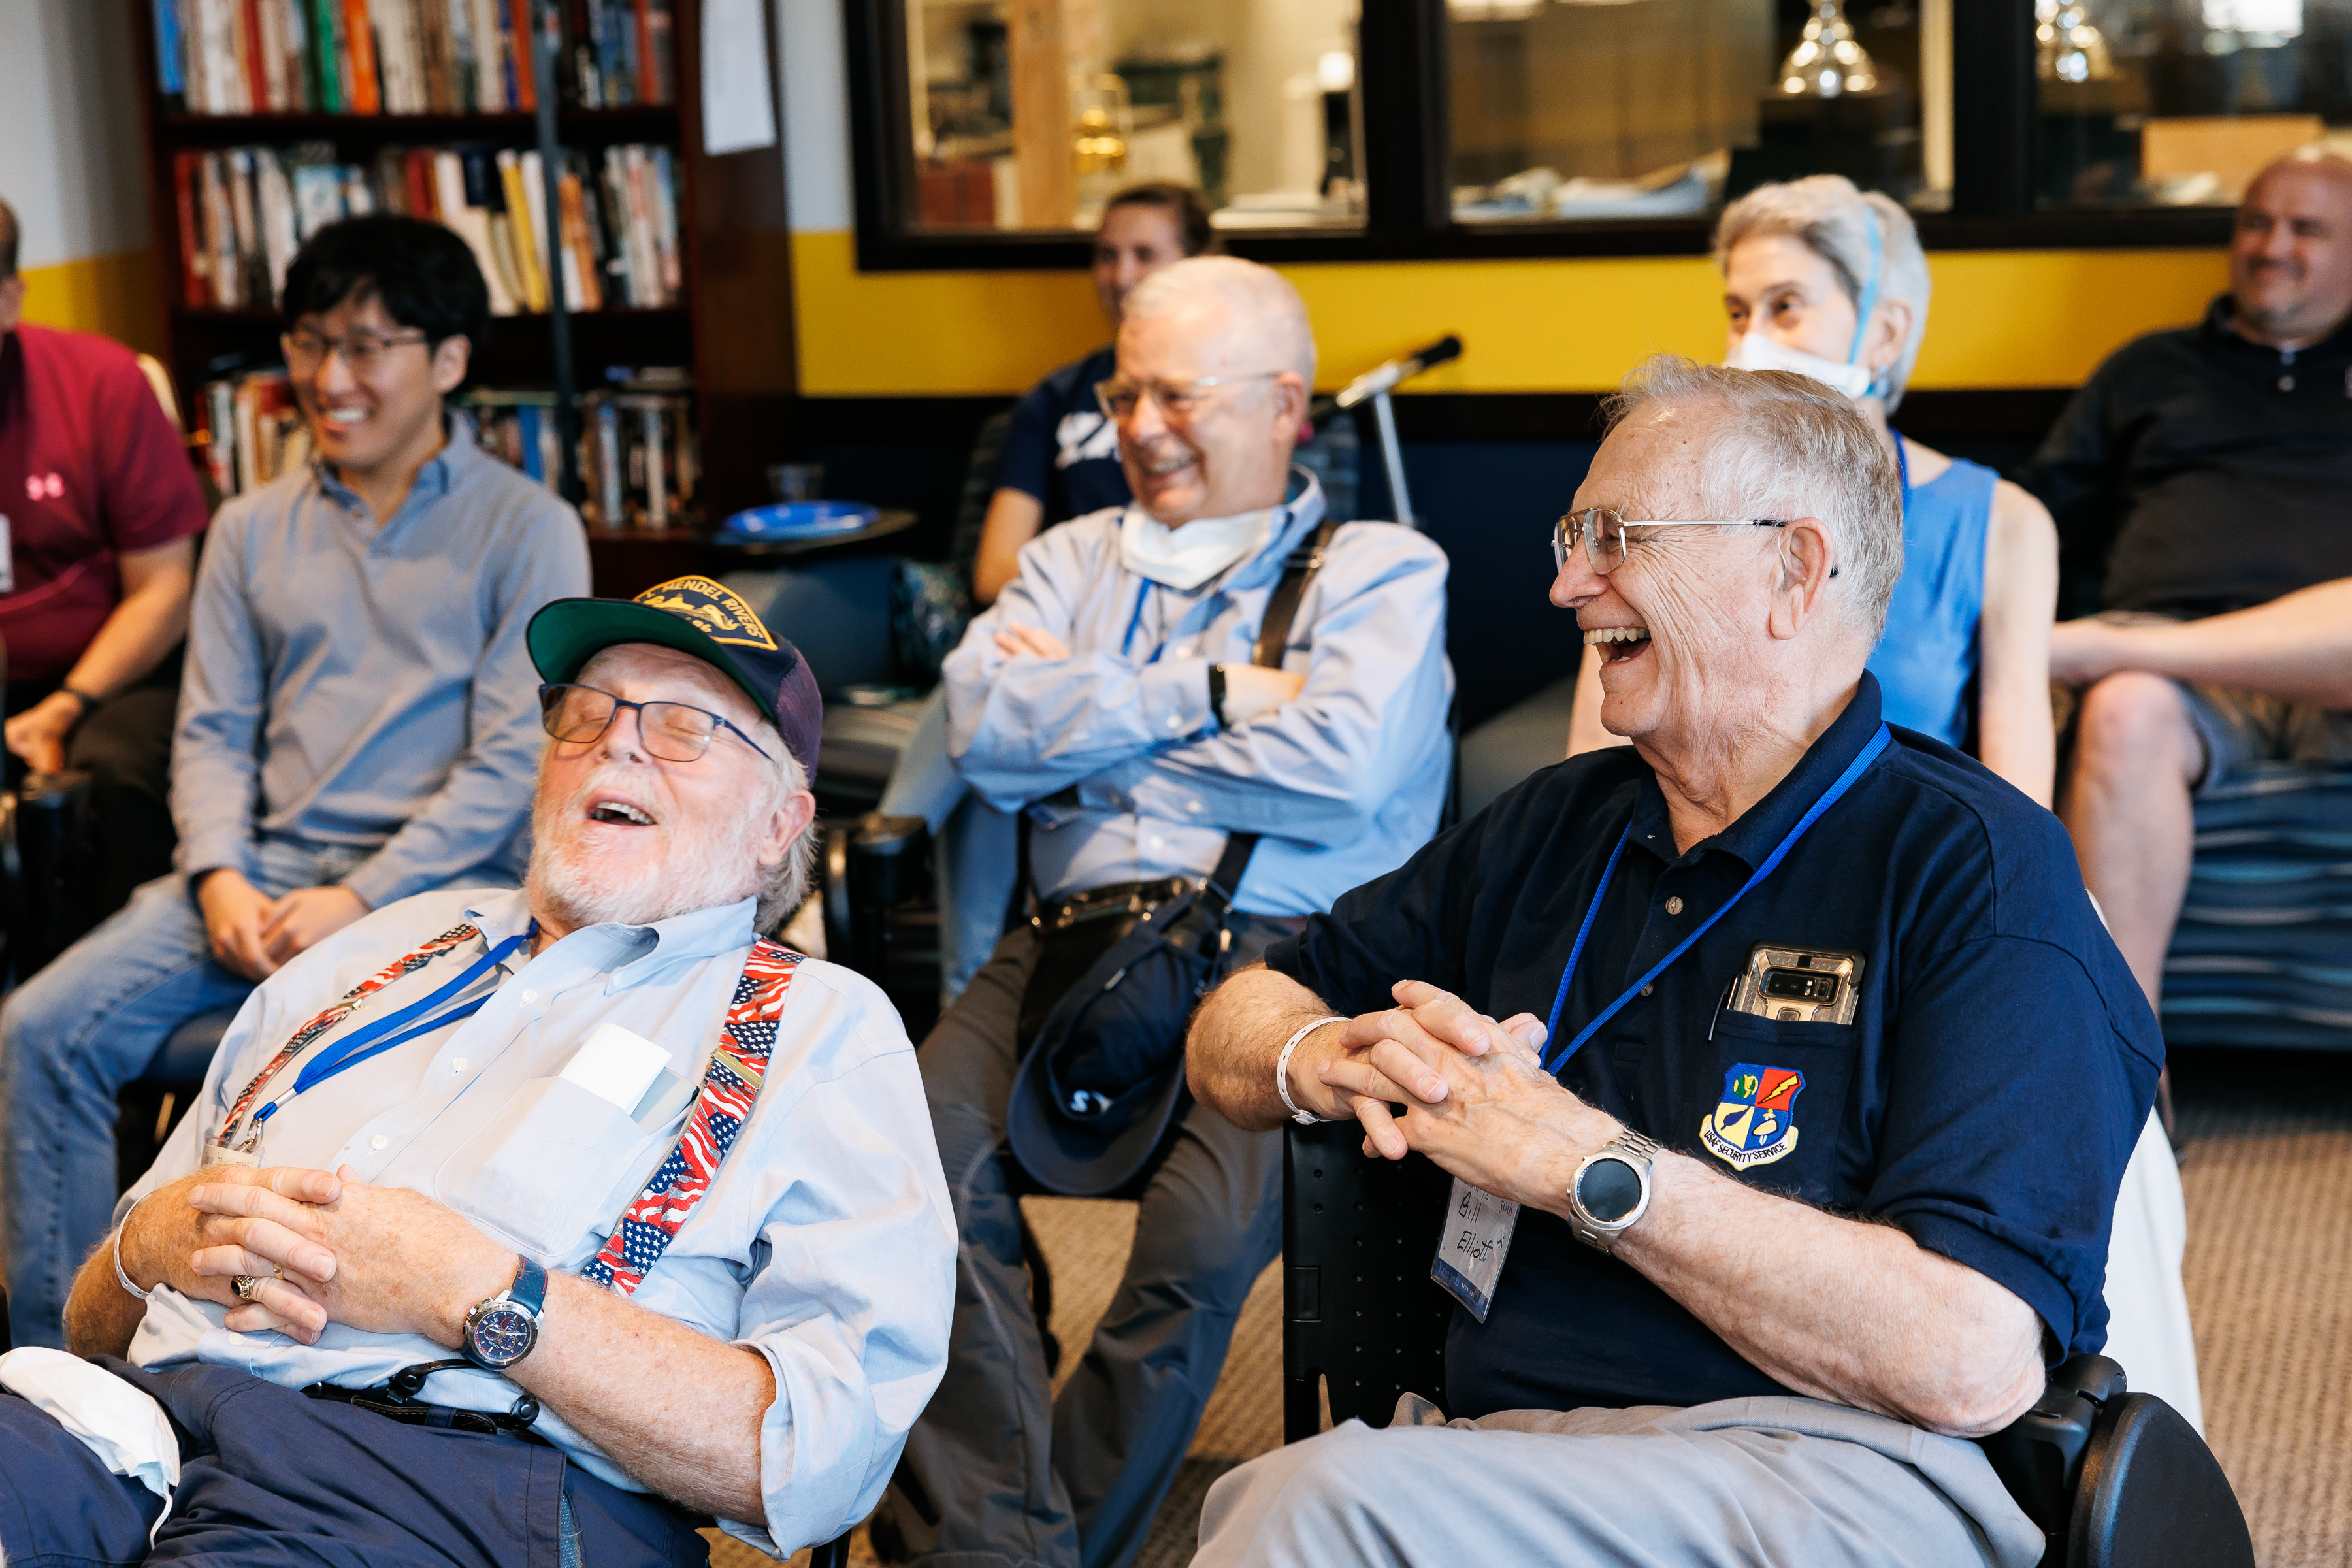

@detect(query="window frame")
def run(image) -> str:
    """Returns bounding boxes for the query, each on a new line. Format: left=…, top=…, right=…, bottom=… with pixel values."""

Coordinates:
left=843, top=0, right=2238, bottom=274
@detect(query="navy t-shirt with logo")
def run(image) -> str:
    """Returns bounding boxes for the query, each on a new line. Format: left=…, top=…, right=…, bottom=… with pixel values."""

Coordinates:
left=995, top=345, right=1130, bottom=527
left=1264, top=673, right=2162, bottom=1419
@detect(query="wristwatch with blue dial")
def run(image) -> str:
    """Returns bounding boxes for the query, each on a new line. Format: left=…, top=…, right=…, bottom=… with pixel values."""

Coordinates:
left=461, top=1255, right=547, bottom=1370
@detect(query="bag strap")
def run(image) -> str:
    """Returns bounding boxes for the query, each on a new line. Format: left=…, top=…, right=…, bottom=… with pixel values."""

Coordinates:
left=1251, top=513, right=1339, bottom=670
left=1215, top=511, right=1337, bottom=899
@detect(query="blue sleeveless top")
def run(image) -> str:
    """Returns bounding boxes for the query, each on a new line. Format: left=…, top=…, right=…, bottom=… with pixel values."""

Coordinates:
left=1865, top=446, right=1994, bottom=749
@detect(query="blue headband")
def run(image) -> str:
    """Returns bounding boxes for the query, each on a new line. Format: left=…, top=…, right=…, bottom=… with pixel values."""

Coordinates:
left=1846, top=204, right=1882, bottom=367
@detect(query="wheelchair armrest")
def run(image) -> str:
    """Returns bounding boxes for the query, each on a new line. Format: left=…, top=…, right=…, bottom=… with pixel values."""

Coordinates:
left=1977, top=1354, right=2127, bottom=1541
left=837, top=813, right=930, bottom=981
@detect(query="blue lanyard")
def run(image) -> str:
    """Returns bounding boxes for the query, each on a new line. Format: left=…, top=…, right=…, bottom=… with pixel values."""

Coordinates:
left=252, top=928, right=532, bottom=1126
left=1541, top=724, right=1892, bottom=1075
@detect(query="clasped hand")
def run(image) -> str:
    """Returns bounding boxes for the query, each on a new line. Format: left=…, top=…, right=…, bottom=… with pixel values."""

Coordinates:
left=122, top=1162, right=514, bottom=1347
left=1301, top=980, right=1624, bottom=1212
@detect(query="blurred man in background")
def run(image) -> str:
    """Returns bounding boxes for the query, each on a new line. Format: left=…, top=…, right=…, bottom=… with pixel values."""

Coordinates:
left=0, top=195, right=208, bottom=918
left=2029, top=150, right=2352, bottom=1024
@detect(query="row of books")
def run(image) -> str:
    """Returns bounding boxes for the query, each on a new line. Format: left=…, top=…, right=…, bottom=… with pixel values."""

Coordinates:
left=195, top=369, right=699, bottom=531
left=154, top=0, right=676, bottom=116
left=171, top=140, right=684, bottom=313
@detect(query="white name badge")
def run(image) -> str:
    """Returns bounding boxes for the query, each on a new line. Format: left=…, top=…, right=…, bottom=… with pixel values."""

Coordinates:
left=1429, top=1177, right=1520, bottom=1323
left=206, top=1145, right=259, bottom=1169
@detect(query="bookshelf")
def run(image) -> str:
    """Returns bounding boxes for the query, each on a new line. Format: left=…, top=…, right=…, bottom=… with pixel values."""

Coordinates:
left=125, top=0, right=798, bottom=596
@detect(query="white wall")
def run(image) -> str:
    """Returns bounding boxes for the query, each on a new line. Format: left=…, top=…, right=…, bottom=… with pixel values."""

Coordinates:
left=0, top=0, right=150, bottom=268
left=778, top=0, right=854, bottom=231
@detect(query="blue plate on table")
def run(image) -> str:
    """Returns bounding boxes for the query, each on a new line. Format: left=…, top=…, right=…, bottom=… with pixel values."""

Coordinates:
left=714, top=501, right=879, bottom=542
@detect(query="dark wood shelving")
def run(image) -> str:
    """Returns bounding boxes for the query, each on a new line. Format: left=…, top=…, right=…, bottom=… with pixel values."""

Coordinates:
left=157, top=105, right=680, bottom=146
left=129, top=0, right=799, bottom=563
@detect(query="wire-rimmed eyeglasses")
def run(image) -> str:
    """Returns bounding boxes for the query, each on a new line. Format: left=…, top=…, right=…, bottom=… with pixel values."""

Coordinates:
left=1093, top=371, right=1285, bottom=424
left=1552, top=510, right=1793, bottom=576
left=538, top=683, right=772, bottom=764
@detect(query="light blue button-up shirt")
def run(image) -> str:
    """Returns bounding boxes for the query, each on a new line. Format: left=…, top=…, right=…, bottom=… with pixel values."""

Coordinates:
left=117, top=887, right=956, bottom=1556
left=945, top=472, right=1454, bottom=915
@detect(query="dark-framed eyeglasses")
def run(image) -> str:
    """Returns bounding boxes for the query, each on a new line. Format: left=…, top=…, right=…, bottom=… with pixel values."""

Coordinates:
left=538, top=683, right=773, bottom=764
left=1093, top=371, right=1284, bottom=425
left=281, top=327, right=431, bottom=377
left=1552, top=510, right=1793, bottom=576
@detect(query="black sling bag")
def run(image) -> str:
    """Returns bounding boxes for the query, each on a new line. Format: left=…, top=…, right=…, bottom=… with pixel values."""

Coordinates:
left=1004, top=514, right=1337, bottom=1196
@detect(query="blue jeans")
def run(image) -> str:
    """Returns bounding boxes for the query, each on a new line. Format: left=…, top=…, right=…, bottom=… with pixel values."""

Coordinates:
left=878, top=689, right=1021, bottom=1005
left=0, top=838, right=364, bottom=1350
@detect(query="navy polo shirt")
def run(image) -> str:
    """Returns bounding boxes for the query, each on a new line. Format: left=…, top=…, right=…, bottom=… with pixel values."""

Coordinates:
left=994, top=345, right=1131, bottom=528
left=1264, top=673, right=2161, bottom=1419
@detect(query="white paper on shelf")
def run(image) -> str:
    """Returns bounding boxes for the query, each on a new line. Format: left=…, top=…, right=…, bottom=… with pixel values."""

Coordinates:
left=702, top=0, right=777, bottom=156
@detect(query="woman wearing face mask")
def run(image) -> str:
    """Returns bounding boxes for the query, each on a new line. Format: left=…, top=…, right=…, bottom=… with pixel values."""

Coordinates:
left=1564, top=175, right=2060, bottom=807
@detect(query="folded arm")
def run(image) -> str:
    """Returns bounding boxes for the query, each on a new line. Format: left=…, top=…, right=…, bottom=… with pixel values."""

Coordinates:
left=1188, top=966, right=2046, bottom=1436
left=2050, top=576, right=2352, bottom=708
left=1975, top=480, right=2059, bottom=806
left=1113, top=540, right=1452, bottom=844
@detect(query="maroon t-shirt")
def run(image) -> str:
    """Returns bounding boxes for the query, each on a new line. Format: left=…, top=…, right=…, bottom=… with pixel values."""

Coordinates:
left=0, top=323, right=209, bottom=681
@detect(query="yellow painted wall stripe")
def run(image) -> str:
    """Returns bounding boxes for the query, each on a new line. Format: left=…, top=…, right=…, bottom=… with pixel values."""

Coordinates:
left=791, top=229, right=2232, bottom=399
left=16, top=249, right=165, bottom=359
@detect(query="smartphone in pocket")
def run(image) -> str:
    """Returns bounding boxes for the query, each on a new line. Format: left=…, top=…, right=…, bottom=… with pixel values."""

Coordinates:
left=1727, top=943, right=1865, bottom=1025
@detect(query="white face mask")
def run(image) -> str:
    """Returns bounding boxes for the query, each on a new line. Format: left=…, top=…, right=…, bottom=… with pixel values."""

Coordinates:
left=1119, top=506, right=1275, bottom=591
left=1726, top=329, right=1878, bottom=400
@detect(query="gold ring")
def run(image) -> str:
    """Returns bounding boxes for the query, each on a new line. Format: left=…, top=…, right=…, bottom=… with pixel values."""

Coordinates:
left=231, top=1275, right=261, bottom=1301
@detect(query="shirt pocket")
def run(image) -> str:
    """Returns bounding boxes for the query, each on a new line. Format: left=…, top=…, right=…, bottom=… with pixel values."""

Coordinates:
left=434, top=1076, right=662, bottom=1260
left=1674, top=1010, right=1860, bottom=1205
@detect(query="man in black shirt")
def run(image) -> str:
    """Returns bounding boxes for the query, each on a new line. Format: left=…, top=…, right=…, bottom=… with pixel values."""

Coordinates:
left=1184, top=359, right=2156, bottom=1567
left=2029, top=150, right=2352, bottom=1013
left=970, top=185, right=1213, bottom=605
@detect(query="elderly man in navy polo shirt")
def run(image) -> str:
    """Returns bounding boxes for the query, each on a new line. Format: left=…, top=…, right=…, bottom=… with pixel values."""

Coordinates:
left=1185, top=357, right=2159, bottom=1567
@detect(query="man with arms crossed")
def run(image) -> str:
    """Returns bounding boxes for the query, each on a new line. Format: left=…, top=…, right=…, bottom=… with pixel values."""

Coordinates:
left=0, top=579, right=954, bottom=1565
left=2031, top=148, right=2352, bottom=1022
left=1187, top=360, right=2157, bottom=1566
left=1, top=213, right=589, bottom=1349
left=873, top=256, right=1450, bottom=1568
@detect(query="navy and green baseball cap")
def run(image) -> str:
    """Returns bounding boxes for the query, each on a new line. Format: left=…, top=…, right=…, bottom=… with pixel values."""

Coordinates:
left=526, top=575, right=823, bottom=776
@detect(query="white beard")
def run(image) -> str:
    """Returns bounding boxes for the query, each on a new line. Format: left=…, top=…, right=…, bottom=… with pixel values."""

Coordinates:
left=525, top=766, right=769, bottom=932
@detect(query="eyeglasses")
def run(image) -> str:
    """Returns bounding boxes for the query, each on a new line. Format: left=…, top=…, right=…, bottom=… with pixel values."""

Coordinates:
left=538, top=683, right=773, bottom=764
left=1094, top=372, right=1285, bottom=424
left=281, top=328, right=431, bottom=377
left=1553, top=510, right=1792, bottom=575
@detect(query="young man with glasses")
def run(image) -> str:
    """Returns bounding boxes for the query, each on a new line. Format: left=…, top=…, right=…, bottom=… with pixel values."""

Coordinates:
left=870, top=255, right=1451, bottom=1568
left=0, top=213, right=588, bottom=1351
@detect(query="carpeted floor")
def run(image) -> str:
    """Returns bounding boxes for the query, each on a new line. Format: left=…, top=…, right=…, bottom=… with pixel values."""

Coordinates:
left=738, top=1046, right=2352, bottom=1568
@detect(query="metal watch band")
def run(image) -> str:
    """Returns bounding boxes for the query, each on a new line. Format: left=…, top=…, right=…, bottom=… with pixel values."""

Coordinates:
left=1567, top=1127, right=1662, bottom=1254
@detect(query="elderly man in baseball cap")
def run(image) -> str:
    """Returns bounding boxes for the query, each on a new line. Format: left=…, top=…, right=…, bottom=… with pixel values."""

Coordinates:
left=15, top=577, right=954, bottom=1568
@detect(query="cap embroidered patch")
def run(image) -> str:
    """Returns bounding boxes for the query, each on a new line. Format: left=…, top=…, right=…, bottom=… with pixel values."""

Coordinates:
left=1700, top=1063, right=1805, bottom=1169
left=632, top=576, right=779, bottom=651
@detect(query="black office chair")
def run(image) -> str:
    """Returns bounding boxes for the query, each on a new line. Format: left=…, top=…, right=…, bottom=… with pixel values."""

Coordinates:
left=1282, top=1121, right=2255, bottom=1568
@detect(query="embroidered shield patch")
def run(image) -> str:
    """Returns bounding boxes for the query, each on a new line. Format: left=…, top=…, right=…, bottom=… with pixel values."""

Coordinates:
left=1700, top=1062, right=1806, bottom=1169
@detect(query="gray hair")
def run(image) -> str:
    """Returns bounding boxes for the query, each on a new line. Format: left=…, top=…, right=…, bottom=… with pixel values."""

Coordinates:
left=1713, top=175, right=1931, bottom=411
left=753, top=728, right=818, bottom=934
left=1604, top=355, right=1904, bottom=643
left=1120, top=255, right=1317, bottom=386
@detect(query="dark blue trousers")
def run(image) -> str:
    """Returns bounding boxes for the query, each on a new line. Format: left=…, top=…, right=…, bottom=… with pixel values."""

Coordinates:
left=0, top=1358, right=711, bottom=1567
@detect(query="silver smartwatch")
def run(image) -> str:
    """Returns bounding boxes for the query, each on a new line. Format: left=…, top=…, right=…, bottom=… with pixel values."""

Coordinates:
left=1566, top=1128, right=1662, bottom=1253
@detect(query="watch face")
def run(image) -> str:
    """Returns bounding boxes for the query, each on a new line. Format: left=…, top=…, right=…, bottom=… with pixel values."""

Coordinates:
left=468, top=1304, right=536, bottom=1366
left=1578, top=1156, right=1645, bottom=1224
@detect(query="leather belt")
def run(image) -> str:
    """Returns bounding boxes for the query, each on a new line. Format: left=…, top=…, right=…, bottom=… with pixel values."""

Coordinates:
left=1030, top=877, right=1192, bottom=934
